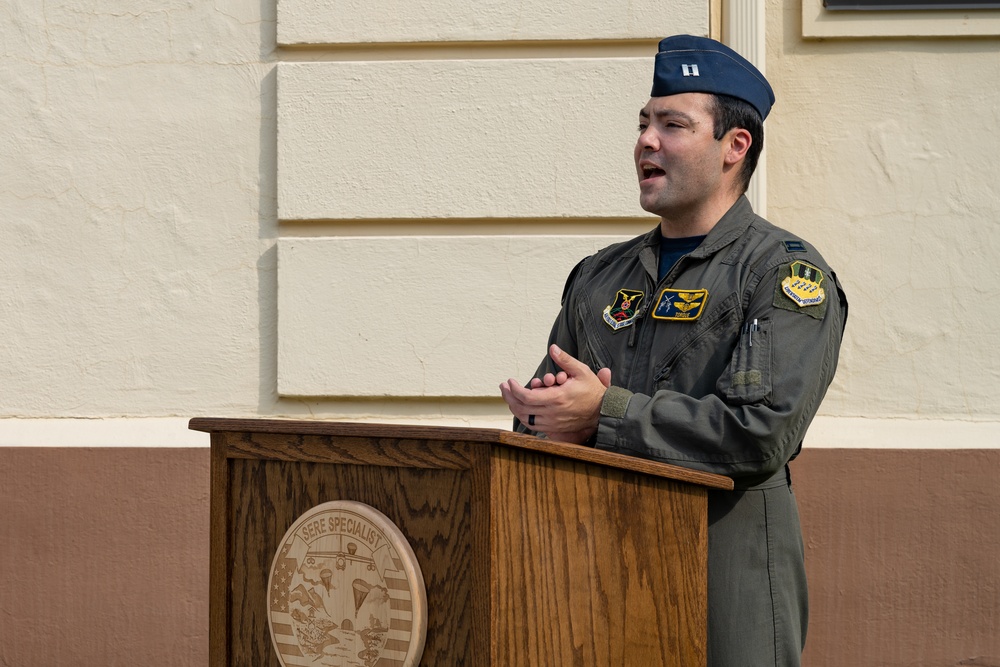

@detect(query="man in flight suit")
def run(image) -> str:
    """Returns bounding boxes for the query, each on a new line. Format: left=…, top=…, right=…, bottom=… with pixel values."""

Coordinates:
left=500, top=35, right=848, bottom=666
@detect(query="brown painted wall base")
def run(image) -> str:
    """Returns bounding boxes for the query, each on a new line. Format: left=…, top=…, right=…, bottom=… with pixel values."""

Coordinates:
left=791, top=449, right=1000, bottom=667
left=1, top=446, right=997, bottom=666
left=0, top=448, right=210, bottom=667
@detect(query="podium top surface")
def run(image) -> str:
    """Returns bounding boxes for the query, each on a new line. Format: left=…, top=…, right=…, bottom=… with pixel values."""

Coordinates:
left=190, top=417, right=733, bottom=491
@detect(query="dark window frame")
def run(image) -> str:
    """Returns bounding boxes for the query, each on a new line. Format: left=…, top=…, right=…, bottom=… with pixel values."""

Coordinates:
left=825, top=0, right=1000, bottom=8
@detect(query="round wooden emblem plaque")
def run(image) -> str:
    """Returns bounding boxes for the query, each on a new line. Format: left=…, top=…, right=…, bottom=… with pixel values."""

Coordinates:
left=267, top=500, right=427, bottom=667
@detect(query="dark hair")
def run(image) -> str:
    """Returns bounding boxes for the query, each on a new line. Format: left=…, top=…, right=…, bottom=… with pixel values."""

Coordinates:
left=710, top=94, right=764, bottom=194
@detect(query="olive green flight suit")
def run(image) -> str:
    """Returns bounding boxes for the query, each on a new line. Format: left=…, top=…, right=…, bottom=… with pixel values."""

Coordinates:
left=517, top=196, right=848, bottom=666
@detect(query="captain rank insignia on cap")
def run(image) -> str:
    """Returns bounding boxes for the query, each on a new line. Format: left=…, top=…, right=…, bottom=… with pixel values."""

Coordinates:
left=652, top=35, right=775, bottom=121
left=652, top=288, right=709, bottom=321
left=603, top=289, right=645, bottom=330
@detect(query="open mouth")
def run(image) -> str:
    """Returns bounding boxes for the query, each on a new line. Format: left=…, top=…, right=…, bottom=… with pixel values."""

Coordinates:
left=640, top=164, right=666, bottom=182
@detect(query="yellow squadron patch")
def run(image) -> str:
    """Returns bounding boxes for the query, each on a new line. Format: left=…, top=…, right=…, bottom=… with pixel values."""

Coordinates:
left=651, top=288, right=709, bottom=321
left=773, top=261, right=829, bottom=320
left=781, top=261, right=826, bottom=308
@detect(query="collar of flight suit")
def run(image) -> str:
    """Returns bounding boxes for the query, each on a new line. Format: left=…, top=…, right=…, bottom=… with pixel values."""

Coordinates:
left=633, top=195, right=757, bottom=279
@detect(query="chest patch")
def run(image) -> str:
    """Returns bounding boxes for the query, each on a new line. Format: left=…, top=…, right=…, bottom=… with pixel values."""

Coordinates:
left=651, top=288, right=709, bottom=321
left=602, top=289, right=645, bottom=330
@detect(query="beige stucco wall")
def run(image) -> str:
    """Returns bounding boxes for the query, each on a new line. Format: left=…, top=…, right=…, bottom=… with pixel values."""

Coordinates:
left=1, top=0, right=273, bottom=421
left=276, top=59, right=646, bottom=220
left=765, top=0, right=1000, bottom=432
left=278, top=0, right=705, bottom=44
left=0, top=0, right=701, bottom=434
left=277, top=236, right=632, bottom=397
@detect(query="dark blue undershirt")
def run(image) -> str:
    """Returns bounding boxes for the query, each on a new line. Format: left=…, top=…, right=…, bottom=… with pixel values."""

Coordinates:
left=658, top=235, right=706, bottom=281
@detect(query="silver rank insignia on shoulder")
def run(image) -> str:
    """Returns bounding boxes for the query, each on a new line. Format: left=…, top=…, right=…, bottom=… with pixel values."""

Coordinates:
left=602, top=289, right=644, bottom=330
left=781, top=261, right=826, bottom=308
left=652, top=288, right=709, bottom=321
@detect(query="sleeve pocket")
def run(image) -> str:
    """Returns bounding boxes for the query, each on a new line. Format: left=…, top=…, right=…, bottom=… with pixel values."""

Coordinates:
left=718, top=318, right=773, bottom=405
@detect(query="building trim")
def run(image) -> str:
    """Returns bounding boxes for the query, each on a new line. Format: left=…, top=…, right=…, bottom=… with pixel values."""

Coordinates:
left=724, top=0, right=767, bottom=217
left=0, top=416, right=997, bottom=449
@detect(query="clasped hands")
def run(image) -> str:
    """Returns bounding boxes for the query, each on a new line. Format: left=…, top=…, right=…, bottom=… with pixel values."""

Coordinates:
left=499, top=344, right=612, bottom=445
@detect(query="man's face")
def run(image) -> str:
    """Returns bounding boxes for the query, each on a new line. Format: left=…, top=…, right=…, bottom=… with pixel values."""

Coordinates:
left=634, top=92, right=726, bottom=220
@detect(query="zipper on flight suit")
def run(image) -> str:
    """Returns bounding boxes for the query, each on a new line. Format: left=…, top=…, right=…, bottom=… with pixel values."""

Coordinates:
left=626, top=250, right=697, bottom=391
left=652, top=326, right=712, bottom=384
left=652, top=294, right=740, bottom=384
left=627, top=301, right=649, bottom=348
left=632, top=249, right=693, bottom=350
left=642, top=247, right=737, bottom=385
left=628, top=270, right=659, bottom=348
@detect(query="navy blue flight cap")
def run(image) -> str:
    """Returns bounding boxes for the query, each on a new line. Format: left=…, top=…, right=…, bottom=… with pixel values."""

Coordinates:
left=651, top=35, right=775, bottom=120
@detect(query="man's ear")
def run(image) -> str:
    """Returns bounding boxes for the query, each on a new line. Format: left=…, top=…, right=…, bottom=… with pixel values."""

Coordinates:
left=724, top=127, right=752, bottom=166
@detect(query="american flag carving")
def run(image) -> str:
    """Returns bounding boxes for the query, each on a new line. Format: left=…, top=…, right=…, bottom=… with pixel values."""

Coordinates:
left=267, top=501, right=428, bottom=667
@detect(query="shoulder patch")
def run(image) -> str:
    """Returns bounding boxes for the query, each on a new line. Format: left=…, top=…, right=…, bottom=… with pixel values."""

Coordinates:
left=773, top=261, right=827, bottom=319
left=783, top=240, right=807, bottom=253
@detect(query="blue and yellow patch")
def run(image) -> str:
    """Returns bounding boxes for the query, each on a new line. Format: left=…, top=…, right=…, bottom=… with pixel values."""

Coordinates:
left=602, top=289, right=644, bottom=330
left=774, top=261, right=827, bottom=319
left=652, top=288, right=708, bottom=321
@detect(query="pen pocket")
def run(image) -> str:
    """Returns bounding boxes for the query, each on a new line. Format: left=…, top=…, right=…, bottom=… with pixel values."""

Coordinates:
left=719, top=318, right=772, bottom=405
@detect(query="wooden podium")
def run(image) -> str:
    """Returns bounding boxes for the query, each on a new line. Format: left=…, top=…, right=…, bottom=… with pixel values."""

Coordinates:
left=190, top=418, right=732, bottom=667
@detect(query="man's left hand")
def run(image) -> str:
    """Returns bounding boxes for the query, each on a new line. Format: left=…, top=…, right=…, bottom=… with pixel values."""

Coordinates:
left=499, top=344, right=611, bottom=445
